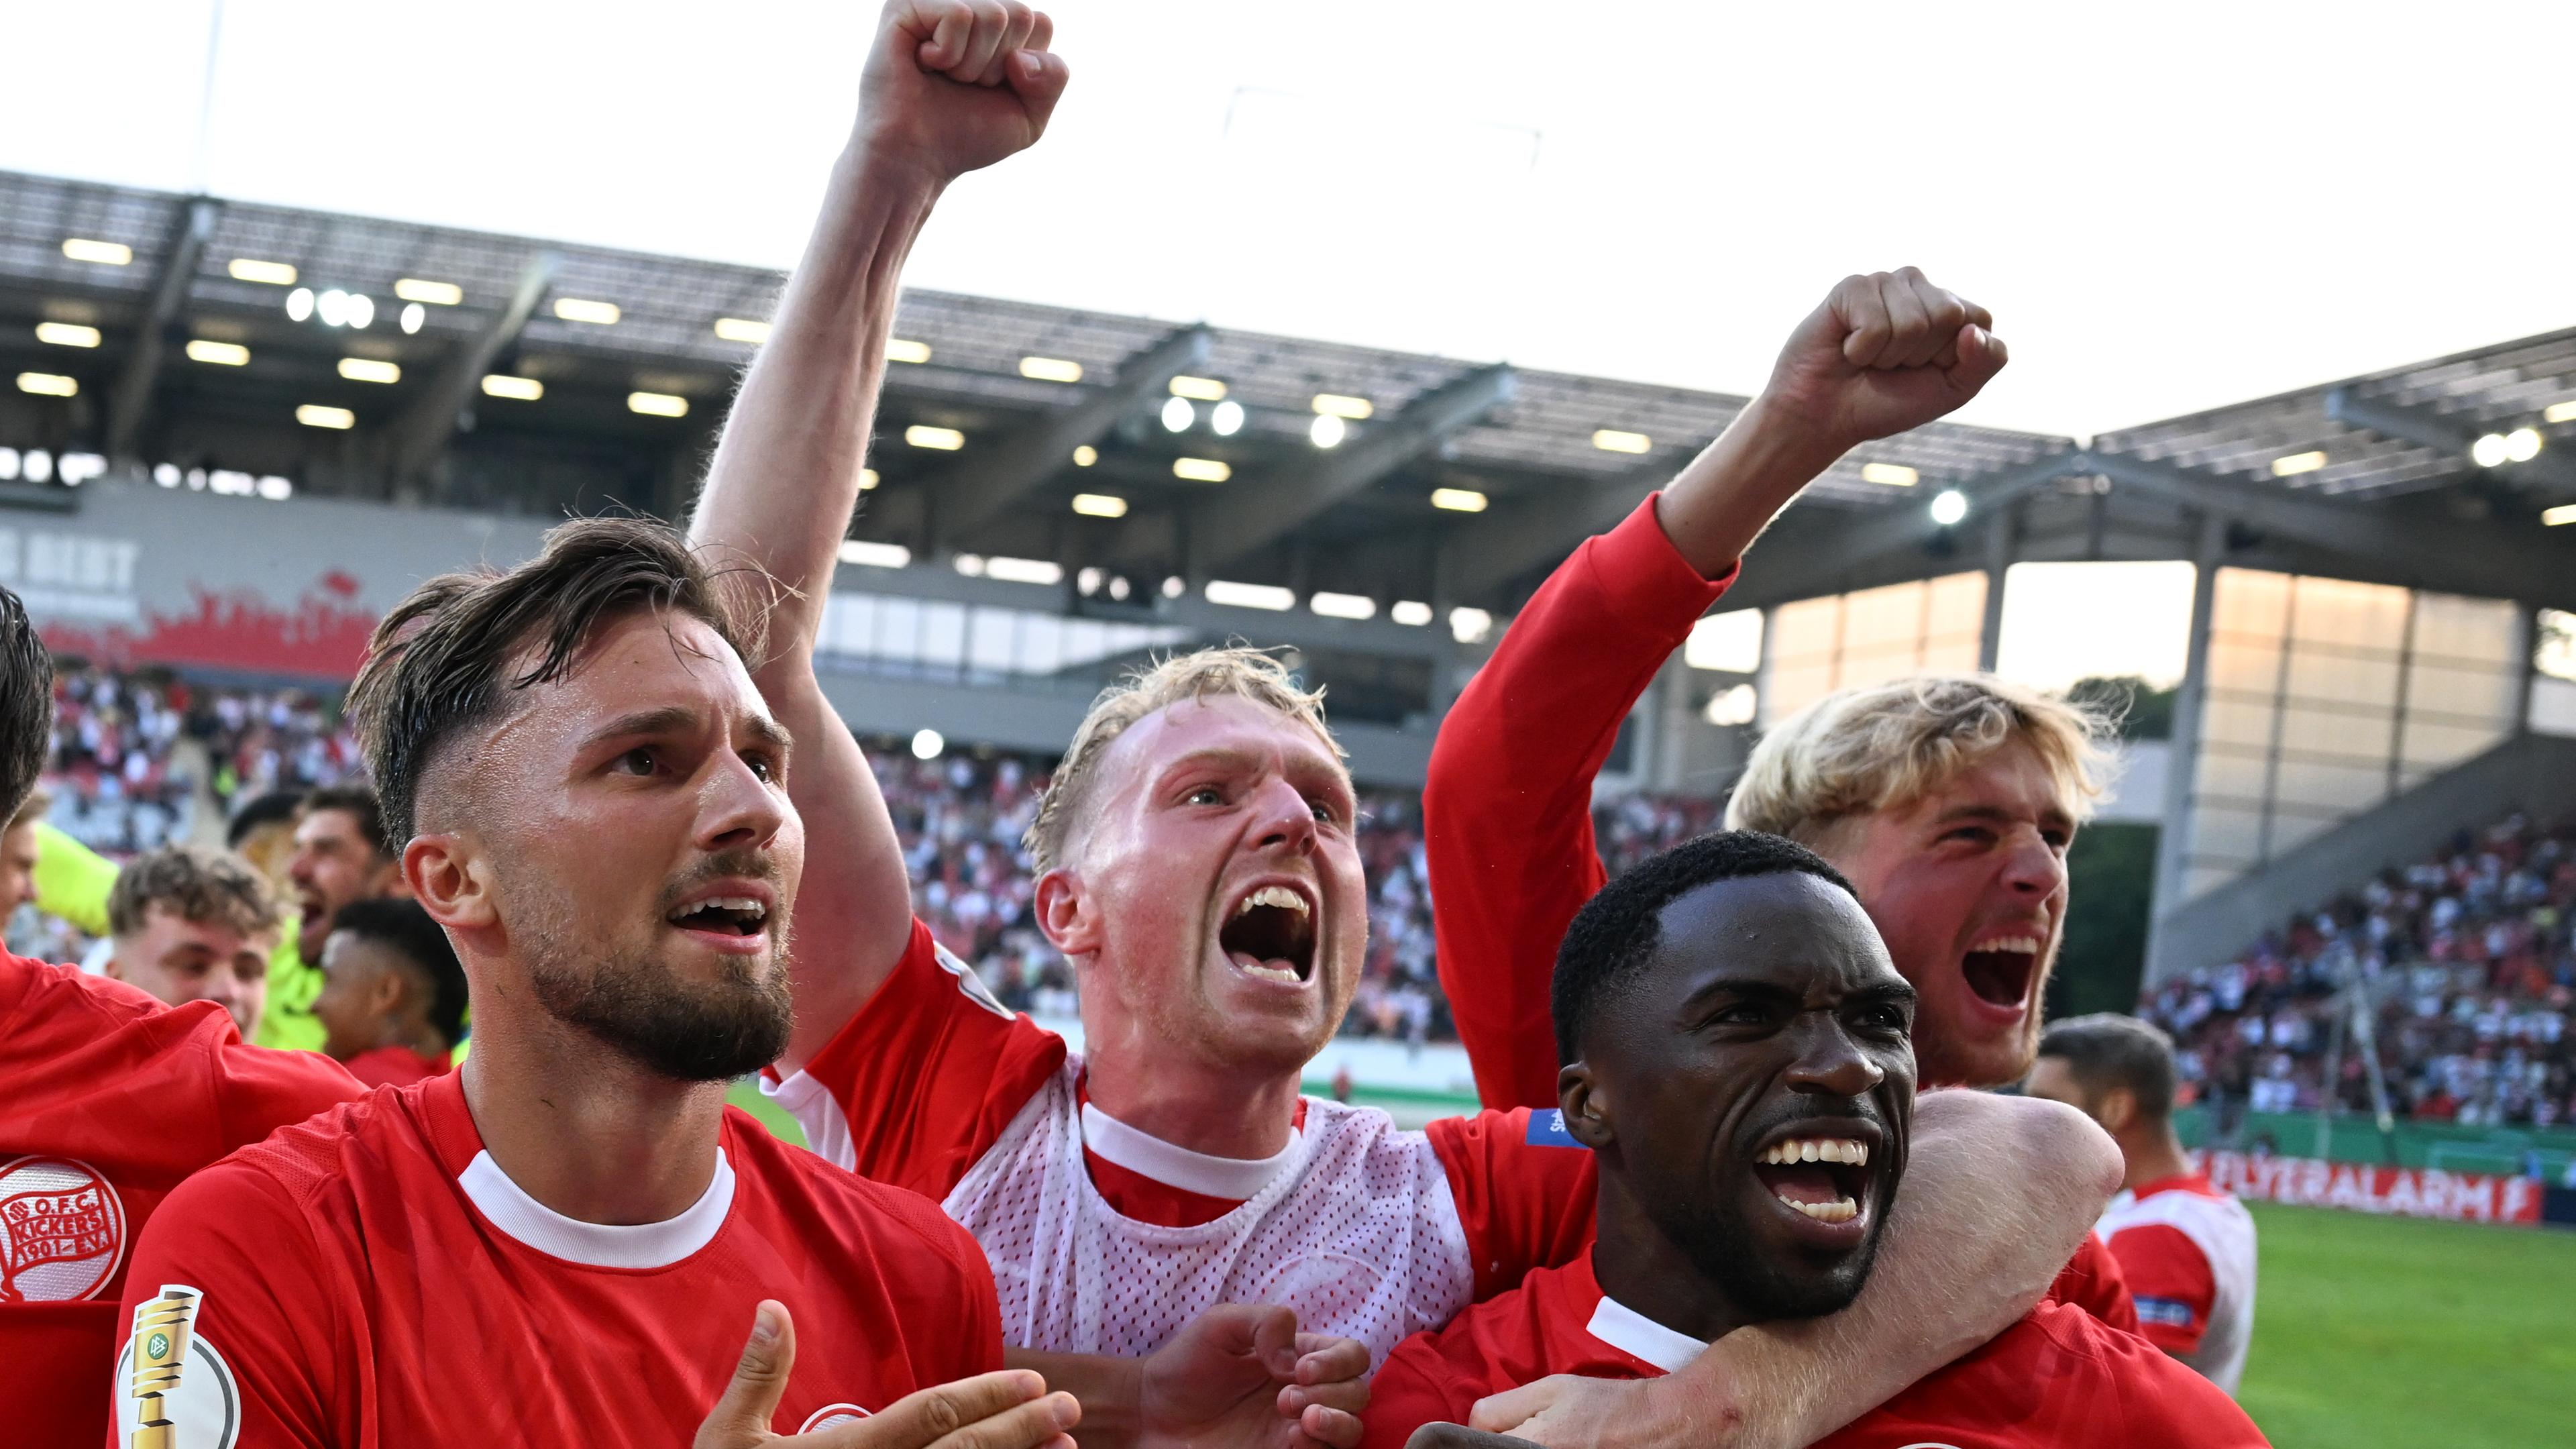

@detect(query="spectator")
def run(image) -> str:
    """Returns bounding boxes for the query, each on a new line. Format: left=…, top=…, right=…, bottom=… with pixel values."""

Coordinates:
left=100, top=844, right=281, bottom=1038
left=311, top=898, right=467, bottom=1088
left=270, top=784, right=409, bottom=1051
left=2139, top=812, right=2576, bottom=1134
left=226, top=788, right=309, bottom=892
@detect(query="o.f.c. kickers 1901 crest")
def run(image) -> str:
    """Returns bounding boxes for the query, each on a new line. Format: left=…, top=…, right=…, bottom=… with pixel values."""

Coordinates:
left=117, top=1284, right=241, bottom=1449
left=0, top=1153, right=126, bottom=1303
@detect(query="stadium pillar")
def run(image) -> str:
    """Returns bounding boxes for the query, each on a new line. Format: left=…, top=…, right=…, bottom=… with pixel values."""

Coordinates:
left=2145, top=509, right=2227, bottom=985
left=1977, top=501, right=2017, bottom=671
left=105, top=198, right=219, bottom=465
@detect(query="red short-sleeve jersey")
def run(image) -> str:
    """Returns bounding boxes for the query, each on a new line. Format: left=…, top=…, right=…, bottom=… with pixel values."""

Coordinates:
left=1361, top=1253, right=2268, bottom=1449
left=0, top=953, right=361, bottom=1446
left=111, top=1069, right=1002, bottom=1446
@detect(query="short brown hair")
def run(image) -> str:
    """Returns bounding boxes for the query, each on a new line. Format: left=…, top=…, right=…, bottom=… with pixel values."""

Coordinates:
left=2039, top=1012, right=2179, bottom=1120
left=347, top=517, right=764, bottom=846
left=1726, top=674, right=2113, bottom=845
left=1024, top=646, right=1340, bottom=873
left=300, top=784, right=390, bottom=859
left=108, top=845, right=280, bottom=940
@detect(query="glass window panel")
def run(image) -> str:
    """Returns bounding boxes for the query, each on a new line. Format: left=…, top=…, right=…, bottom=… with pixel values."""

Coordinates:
left=2188, top=804, right=2267, bottom=865
left=967, top=609, right=1017, bottom=674
left=1061, top=619, right=1109, bottom=669
left=2192, top=747, right=2271, bottom=806
left=1841, top=581, right=1927, bottom=649
left=2290, top=575, right=2410, bottom=650
left=2212, top=569, right=2292, bottom=637
left=2284, top=647, right=2401, bottom=710
left=1018, top=613, right=1065, bottom=676
left=2184, top=863, right=2242, bottom=899
left=2275, top=704, right=2396, bottom=763
left=824, top=593, right=874, bottom=657
left=2266, top=806, right=2345, bottom=858
left=2404, top=661, right=2516, bottom=727
left=875, top=598, right=921, bottom=663
left=1923, top=572, right=1989, bottom=637
left=2399, top=719, right=2508, bottom=773
left=1762, top=663, right=1837, bottom=725
left=919, top=602, right=967, bottom=669
left=2271, top=759, right=2390, bottom=818
left=2200, top=695, right=2278, bottom=748
left=2410, top=593, right=2520, bottom=666
left=1768, top=597, right=1843, bottom=663
left=2207, top=637, right=2285, bottom=693
left=1921, top=636, right=1982, bottom=674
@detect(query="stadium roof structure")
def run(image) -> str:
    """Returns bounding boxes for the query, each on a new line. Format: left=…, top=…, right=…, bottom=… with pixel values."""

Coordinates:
left=4, top=166, right=2575, bottom=616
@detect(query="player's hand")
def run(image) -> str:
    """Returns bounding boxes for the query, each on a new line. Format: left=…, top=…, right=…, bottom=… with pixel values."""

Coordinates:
left=1753, top=268, right=2007, bottom=458
left=1467, top=1373, right=1741, bottom=1449
left=696, top=1300, right=1082, bottom=1449
left=1138, top=1303, right=1370, bottom=1449
left=856, top=0, right=1070, bottom=182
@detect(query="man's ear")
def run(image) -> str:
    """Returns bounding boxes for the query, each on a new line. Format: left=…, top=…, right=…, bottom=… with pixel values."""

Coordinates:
left=2098, top=1086, right=2137, bottom=1135
left=405, top=833, right=495, bottom=934
left=1559, top=1061, right=1617, bottom=1150
left=364, top=961, right=409, bottom=1019
left=1032, top=868, right=1100, bottom=958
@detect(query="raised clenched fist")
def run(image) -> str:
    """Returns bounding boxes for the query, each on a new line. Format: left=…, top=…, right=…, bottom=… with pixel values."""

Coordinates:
left=1756, top=267, right=2008, bottom=460
left=855, top=1, right=1070, bottom=182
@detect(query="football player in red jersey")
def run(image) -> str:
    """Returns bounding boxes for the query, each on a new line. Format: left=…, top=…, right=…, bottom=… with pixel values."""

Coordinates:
left=1366, top=833, right=2269, bottom=1449
left=1419, top=268, right=2156, bottom=1444
left=0, top=582, right=365, bottom=1448
left=2031, top=1014, right=2257, bottom=1391
left=691, top=1, right=2118, bottom=1440
left=113, top=515, right=1093, bottom=1447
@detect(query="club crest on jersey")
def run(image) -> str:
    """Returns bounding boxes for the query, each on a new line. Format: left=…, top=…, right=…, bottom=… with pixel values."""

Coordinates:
left=0, top=1153, right=126, bottom=1303
left=115, top=1283, right=241, bottom=1449
left=799, top=1403, right=875, bottom=1432
left=1524, top=1110, right=1585, bottom=1148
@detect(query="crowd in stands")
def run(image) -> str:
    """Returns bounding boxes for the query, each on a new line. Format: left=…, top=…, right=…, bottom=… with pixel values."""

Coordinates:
left=2141, top=813, right=2576, bottom=1132
left=37, top=664, right=362, bottom=858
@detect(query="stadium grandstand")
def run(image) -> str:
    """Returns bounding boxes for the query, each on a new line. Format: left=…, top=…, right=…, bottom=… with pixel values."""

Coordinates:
left=8, top=164, right=2576, bottom=1154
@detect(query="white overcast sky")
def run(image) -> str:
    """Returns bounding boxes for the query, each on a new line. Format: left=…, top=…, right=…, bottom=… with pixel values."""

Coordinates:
left=7, top=0, right=2571, bottom=685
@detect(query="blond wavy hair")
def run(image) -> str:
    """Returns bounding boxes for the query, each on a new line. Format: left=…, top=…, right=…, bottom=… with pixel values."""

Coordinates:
left=1026, top=646, right=1342, bottom=872
left=1725, top=674, right=2114, bottom=845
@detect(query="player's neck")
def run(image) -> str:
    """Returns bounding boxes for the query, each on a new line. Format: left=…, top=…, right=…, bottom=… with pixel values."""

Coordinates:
left=1079, top=1038, right=1303, bottom=1161
left=458, top=1010, right=731, bottom=1227
left=2120, top=1125, right=2193, bottom=1193
left=1589, top=1174, right=1757, bottom=1344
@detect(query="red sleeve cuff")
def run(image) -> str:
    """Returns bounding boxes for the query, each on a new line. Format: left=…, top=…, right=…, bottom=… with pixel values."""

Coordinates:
left=1579, top=494, right=1739, bottom=632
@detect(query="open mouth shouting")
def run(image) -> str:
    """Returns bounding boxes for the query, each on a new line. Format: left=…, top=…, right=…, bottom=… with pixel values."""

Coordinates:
left=665, top=884, right=775, bottom=953
left=1960, top=930, right=2045, bottom=1015
left=1750, top=1122, right=1885, bottom=1246
left=1219, top=881, right=1317, bottom=985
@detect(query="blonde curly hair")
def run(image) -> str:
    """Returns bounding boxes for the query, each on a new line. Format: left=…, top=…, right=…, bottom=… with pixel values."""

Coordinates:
left=1725, top=674, right=2115, bottom=845
left=1026, top=645, right=1340, bottom=873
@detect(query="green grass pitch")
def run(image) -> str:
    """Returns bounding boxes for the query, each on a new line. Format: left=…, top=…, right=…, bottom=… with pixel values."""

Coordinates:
left=2238, top=1203, right=2576, bottom=1447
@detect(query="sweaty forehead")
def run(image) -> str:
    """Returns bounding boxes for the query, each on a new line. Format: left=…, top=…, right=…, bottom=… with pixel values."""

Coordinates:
left=1649, top=872, right=1900, bottom=997
left=1091, top=694, right=1347, bottom=801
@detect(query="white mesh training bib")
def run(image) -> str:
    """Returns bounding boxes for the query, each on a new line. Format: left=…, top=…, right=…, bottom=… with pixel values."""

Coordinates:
left=943, top=1057, right=1476, bottom=1363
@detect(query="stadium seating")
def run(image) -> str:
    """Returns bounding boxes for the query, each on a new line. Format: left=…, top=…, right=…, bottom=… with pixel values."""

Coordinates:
left=2141, top=813, right=2576, bottom=1132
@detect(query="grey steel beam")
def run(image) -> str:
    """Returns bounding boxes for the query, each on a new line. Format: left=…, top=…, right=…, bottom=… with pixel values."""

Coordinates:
left=2324, top=387, right=2576, bottom=498
left=934, top=324, right=1210, bottom=547
left=1716, top=451, right=2086, bottom=612
left=386, top=251, right=557, bottom=486
left=2084, top=450, right=2576, bottom=611
left=1438, top=453, right=1677, bottom=603
left=105, top=198, right=219, bottom=462
left=1185, top=363, right=1516, bottom=574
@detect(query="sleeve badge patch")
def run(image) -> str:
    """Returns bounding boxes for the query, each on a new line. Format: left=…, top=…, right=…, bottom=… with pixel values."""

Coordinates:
left=115, top=1284, right=240, bottom=1449
left=0, top=1154, right=126, bottom=1303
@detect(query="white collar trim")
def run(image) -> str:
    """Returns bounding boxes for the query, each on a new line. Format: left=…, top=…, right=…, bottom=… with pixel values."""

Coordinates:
left=1585, top=1293, right=1709, bottom=1375
left=1079, top=1100, right=1303, bottom=1201
left=458, top=1146, right=735, bottom=1269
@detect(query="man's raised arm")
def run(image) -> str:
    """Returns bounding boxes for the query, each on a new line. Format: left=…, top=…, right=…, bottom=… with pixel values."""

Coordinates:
left=688, top=1, right=1066, bottom=1070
